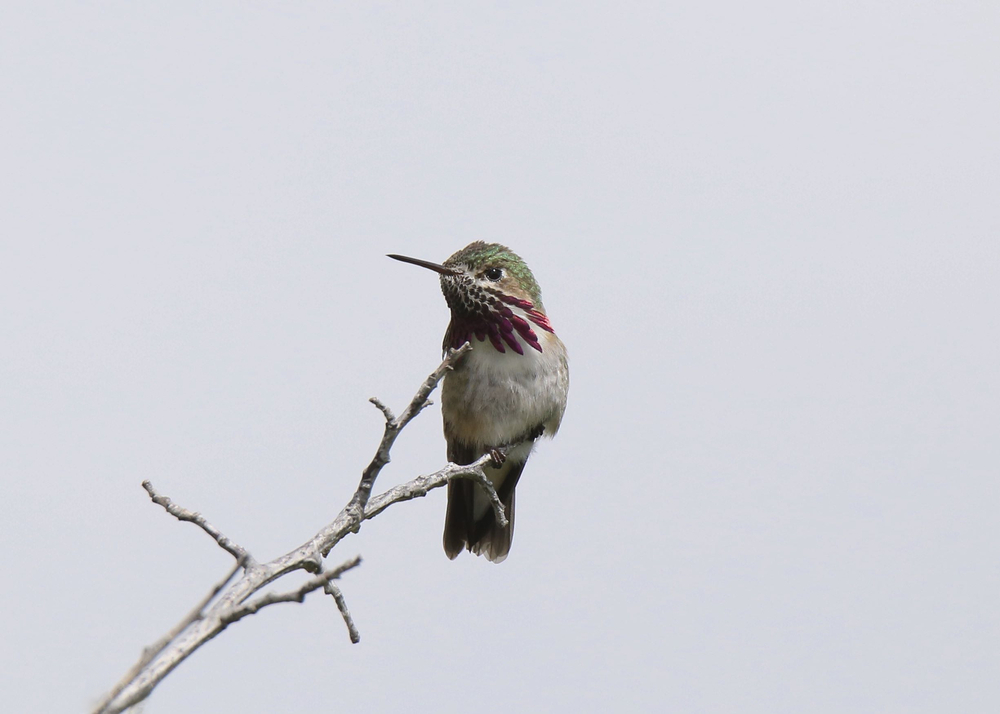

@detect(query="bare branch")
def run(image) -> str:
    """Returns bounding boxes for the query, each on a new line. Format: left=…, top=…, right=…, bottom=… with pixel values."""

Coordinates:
left=363, top=453, right=508, bottom=529
left=141, top=481, right=252, bottom=566
left=368, top=397, right=395, bottom=423
left=92, top=559, right=243, bottom=714
left=94, top=345, right=479, bottom=714
left=324, top=581, right=360, bottom=644
left=350, top=342, right=472, bottom=511
left=222, top=556, right=361, bottom=624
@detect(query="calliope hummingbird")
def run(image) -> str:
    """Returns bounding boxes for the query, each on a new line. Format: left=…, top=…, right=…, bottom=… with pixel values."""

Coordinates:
left=388, top=242, right=569, bottom=562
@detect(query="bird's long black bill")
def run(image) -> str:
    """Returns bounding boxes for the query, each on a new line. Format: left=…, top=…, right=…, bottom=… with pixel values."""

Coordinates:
left=387, top=253, right=459, bottom=276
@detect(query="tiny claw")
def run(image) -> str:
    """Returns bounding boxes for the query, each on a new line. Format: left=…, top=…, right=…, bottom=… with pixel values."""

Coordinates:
left=489, top=448, right=506, bottom=468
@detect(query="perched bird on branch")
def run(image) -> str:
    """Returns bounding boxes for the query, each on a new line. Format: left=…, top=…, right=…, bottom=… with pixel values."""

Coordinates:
left=389, top=242, right=569, bottom=562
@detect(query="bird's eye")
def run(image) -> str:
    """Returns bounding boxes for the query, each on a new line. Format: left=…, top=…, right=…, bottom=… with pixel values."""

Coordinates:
left=483, top=267, right=504, bottom=282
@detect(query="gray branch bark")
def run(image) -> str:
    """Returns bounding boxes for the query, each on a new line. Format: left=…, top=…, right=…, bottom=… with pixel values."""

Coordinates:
left=93, top=343, right=507, bottom=714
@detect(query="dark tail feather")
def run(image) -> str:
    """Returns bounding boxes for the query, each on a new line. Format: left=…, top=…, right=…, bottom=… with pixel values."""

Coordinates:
left=443, top=479, right=473, bottom=560
left=443, top=478, right=517, bottom=563
left=470, top=486, right=515, bottom=563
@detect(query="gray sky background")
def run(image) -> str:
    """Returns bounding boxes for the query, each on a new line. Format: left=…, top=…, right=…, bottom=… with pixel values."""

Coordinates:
left=2, top=3, right=997, bottom=712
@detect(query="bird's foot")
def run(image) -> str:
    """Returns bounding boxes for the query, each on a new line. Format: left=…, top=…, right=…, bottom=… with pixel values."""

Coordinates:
left=489, top=448, right=506, bottom=468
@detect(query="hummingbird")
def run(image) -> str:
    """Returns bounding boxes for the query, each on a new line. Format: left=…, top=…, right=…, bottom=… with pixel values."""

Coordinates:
left=388, top=242, right=569, bottom=562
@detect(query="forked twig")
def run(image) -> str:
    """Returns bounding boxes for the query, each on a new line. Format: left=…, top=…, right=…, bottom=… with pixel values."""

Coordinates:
left=94, top=343, right=510, bottom=714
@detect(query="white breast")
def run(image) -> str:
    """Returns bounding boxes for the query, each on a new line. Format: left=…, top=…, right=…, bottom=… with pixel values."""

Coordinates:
left=442, top=328, right=568, bottom=449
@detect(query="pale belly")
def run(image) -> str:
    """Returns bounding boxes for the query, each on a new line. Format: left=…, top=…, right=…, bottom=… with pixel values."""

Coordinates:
left=441, top=332, right=568, bottom=450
